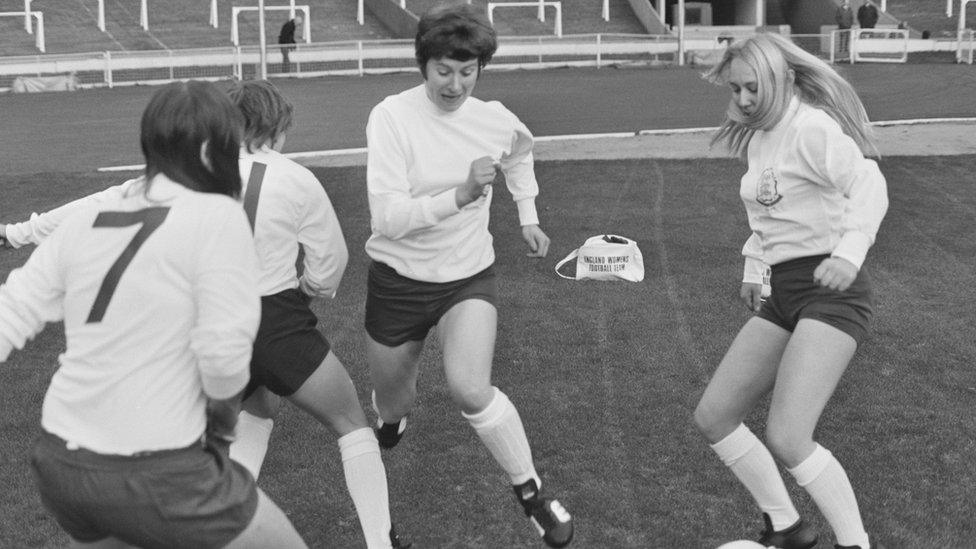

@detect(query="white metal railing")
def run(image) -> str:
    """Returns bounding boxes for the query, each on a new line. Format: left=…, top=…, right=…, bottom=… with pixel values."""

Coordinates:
left=828, top=28, right=909, bottom=64
left=488, top=2, right=563, bottom=37
left=0, top=34, right=685, bottom=89
left=959, top=28, right=975, bottom=64
left=231, top=5, right=310, bottom=46
left=1, top=10, right=44, bottom=52
left=8, top=30, right=938, bottom=91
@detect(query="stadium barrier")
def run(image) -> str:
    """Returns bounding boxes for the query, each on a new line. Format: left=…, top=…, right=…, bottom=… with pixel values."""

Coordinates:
left=0, top=10, right=44, bottom=53
left=959, top=29, right=974, bottom=63
left=488, top=2, right=563, bottom=38
left=0, top=34, right=687, bottom=90
left=828, top=28, right=909, bottom=63
left=3, top=29, right=952, bottom=91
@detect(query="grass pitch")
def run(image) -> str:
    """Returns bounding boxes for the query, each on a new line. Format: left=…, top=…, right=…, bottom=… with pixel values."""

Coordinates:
left=1, top=155, right=974, bottom=548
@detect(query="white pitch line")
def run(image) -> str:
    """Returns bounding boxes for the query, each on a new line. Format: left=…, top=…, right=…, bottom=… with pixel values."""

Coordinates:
left=96, top=117, right=976, bottom=173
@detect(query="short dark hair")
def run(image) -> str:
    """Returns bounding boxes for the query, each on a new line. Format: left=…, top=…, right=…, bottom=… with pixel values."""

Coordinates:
left=415, top=3, right=497, bottom=77
left=225, top=79, right=294, bottom=152
left=140, top=81, right=243, bottom=198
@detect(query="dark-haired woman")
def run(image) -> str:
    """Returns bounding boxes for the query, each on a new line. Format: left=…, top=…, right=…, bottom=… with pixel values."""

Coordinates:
left=0, top=79, right=406, bottom=549
left=364, top=4, right=572, bottom=547
left=0, top=81, right=307, bottom=548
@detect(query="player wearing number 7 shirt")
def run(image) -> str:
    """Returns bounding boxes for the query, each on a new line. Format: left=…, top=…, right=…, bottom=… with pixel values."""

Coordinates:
left=0, top=80, right=406, bottom=549
left=0, top=80, right=307, bottom=548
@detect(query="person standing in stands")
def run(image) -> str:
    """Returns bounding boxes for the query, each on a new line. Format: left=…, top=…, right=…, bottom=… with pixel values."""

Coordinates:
left=278, top=14, right=302, bottom=73
left=836, top=0, right=855, bottom=55
left=857, top=2, right=879, bottom=30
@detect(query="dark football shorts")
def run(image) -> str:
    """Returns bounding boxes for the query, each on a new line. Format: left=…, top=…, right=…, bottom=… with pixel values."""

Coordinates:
left=247, top=288, right=331, bottom=398
left=757, top=254, right=874, bottom=345
left=365, top=261, right=498, bottom=347
left=30, top=430, right=257, bottom=549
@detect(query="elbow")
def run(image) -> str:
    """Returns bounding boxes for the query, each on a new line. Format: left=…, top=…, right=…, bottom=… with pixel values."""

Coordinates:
left=371, top=218, right=411, bottom=241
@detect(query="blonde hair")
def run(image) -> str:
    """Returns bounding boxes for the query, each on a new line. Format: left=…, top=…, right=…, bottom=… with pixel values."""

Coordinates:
left=704, top=32, right=877, bottom=160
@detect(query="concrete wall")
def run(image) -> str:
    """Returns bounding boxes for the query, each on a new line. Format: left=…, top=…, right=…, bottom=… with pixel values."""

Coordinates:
left=364, top=0, right=418, bottom=39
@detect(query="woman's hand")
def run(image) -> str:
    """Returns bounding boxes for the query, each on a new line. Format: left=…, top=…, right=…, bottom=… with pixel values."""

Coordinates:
left=456, top=156, right=500, bottom=208
left=740, top=282, right=764, bottom=312
left=521, top=224, right=550, bottom=258
left=814, top=257, right=858, bottom=291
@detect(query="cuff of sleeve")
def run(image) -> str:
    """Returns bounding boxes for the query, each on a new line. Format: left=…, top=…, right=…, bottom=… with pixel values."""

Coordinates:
left=515, top=198, right=539, bottom=226
left=299, top=276, right=335, bottom=299
left=0, top=340, right=12, bottom=362
left=431, top=188, right=461, bottom=221
left=831, top=231, right=871, bottom=270
left=4, top=223, right=29, bottom=248
left=200, top=367, right=250, bottom=400
left=742, top=256, right=768, bottom=284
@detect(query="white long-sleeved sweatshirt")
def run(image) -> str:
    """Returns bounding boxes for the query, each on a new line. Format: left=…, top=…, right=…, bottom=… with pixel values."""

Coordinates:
left=365, top=84, right=541, bottom=283
left=4, top=148, right=347, bottom=299
left=739, top=97, right=889, bottom=283
left=0, top=176, right=260, bottom=455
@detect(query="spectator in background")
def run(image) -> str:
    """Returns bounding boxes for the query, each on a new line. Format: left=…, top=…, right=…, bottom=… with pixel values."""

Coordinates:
left=857, top=2, right=879, bottom=30
left=278, top=15, right=302, bottom=73
left=836, top=0, right=854, bottom=54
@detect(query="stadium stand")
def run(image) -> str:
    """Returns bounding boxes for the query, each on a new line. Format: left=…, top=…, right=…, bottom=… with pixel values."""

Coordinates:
left=402, top=0, right=645, bottom=35
left=0, top=0, right=392, bottom=56
left=0, top=0, right=964, bottom=67
left=0, top=0, right=650, bottom=57
left=882, top=0, right=963, bottom=38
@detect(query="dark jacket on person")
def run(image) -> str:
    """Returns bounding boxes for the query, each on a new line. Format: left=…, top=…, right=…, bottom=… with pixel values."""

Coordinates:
left=278, top=19, right=297, bottom=45
left=836, top=5, right=854, bottom=29
left=857, top=3, right=879, bottom=28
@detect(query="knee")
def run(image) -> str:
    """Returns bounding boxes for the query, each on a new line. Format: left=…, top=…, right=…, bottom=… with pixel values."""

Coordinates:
left=692, top=402, right=712, bottom=434
left=693, top=400, right=735, bottom=442
left=451, top=385, right=495, bottom=415
left=764, top=422, right=809, bottom=464
left=243, top=389, right=282, bottom=419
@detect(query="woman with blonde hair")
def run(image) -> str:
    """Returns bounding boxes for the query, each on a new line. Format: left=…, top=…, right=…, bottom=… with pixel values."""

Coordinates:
left=694, top=33, right=888, bottom=549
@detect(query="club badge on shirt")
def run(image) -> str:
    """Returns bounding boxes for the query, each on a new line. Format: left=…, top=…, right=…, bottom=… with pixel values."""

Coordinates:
left=756, top=167, right=783, bottom=207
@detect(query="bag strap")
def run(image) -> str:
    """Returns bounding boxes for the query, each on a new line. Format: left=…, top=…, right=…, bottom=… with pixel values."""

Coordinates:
left=554, top=248, right=580, bottom=279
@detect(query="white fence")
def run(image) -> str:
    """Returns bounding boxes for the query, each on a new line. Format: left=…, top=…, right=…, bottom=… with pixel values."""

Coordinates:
left=0, top=30, right=965, bottom=91
left=959, top=29, right=975, bottom=63
left=0, top=34, right=684, bottom=90
left=829, top=28, right=910, bottom=64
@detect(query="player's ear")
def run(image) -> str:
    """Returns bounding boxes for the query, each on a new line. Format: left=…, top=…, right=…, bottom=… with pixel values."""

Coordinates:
left=199, top=140, right=213, bottom=172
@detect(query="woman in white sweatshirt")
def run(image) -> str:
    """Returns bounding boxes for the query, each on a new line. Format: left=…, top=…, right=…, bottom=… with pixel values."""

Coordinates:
left=0, top=80, right=406, bottom=549
left=363, top=3, right=572, bottom=547
left=0, top=81, right=307, bottom=549
left=693, top=33, right=888, bottom=549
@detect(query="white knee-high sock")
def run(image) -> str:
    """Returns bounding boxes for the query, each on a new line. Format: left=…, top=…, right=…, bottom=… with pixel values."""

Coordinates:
left=229, top=411, right=274, bottom=480
left=338, top=428, right=393, bottom=549
left=463, top=387, right=541, bottom=488
left=788, top=444, right=869, bottom=548
left=710, top=424, right=800, bottom=531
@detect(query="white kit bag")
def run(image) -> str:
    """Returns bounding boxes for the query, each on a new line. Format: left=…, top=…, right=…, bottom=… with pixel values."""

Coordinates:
left=554, top=234, right=645, bottom=282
